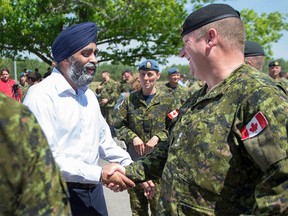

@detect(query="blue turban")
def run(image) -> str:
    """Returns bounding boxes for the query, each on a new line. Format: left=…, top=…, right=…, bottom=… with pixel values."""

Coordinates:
left=52, top=22, right=98, bottom=63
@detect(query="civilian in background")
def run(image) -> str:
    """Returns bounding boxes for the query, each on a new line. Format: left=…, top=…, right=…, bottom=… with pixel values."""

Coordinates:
left=0, top=68, right=22, bottom=102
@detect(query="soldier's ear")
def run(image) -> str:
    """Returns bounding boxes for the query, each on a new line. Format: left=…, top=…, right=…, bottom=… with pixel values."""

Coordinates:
left=156, top=72, right=161, bottom=80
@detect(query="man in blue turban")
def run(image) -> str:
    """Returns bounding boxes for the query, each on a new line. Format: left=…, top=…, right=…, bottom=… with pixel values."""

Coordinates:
left=24, top=22, right=135, bottom=216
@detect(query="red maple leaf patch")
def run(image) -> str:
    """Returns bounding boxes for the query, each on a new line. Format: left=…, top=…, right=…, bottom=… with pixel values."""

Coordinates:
left=249, top=122, right=258, bottom=133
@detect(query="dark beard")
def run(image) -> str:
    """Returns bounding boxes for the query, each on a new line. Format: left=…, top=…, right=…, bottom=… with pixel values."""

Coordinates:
left=68, top=58, right=95, bottom=86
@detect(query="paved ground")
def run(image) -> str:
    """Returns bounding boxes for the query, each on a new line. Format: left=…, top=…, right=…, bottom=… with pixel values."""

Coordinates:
left=100, top=137, right=132, bottom=216
left=104, top=183, right=132, bottom=216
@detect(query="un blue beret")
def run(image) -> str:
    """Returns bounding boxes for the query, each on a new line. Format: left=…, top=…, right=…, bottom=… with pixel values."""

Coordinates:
left=181, top=4, right=240, bottom=37
left=244, top=41, right=265, bottom=57
left=138, top=59, right=159, bottom=72
left=168, top=67, right=179, bottom=74
left=20, top=72, right=25, bottom=77
left=52, top=22, right=98, bottom=63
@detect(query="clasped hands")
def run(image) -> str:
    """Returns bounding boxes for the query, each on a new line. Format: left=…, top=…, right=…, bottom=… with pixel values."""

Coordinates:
left=101, top=163, right=155, bottom=199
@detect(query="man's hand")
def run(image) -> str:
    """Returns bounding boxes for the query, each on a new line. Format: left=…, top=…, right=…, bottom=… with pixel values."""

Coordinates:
left=100, top=98, right=109, bottom=106
left=133, top=136, right=145, bottom=155
left=141, top=180, right=155, bottom=200
left=144, top=136, right=159, bottom=154
left=101, top=163, right=135, bottom=192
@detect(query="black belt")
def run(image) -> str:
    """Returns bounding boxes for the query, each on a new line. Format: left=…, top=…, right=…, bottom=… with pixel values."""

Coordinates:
left=66, top=182, right=97, bottom=189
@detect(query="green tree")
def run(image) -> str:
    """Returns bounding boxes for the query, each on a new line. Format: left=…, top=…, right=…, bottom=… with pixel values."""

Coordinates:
left=0, top=0, right=187, bottom=66
left=0, top=0, right=287, bottom=67
left=241, top=9, right=288, bottom=58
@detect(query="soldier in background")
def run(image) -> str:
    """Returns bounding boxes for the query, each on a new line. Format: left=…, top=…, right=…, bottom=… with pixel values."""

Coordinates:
left=160, top=67, right=189, bottom=108
left=114, top=59, right=176, bottom=216
left=119, top=68, right=134, bottom=93
left=0, top=93, right=71, bottom=215
left=105, top=3, right=288, bottom=215
left=268, top=60, right=288, bottom=92
left=96, top=70, right=120, bottom=136
left=244, top=40, right=265, bottom=71
left=19, top=71, right=29, bottom=101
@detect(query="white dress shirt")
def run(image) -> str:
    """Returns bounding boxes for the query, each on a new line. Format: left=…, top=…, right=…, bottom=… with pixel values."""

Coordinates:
left=23, top=68, right=132, bottom=184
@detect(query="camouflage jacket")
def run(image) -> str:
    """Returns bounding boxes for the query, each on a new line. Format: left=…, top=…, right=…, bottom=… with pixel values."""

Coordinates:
left=119, top=79, right=132, bottom=93
left=115, top=89, right=176, bottom=161
left=97, top=78, right=120, bottom=107
left=126, top=64, right=288, bottom=215
left=159, top=82, right=189, bottom=109
left=0, top=93, right=71, bottom=216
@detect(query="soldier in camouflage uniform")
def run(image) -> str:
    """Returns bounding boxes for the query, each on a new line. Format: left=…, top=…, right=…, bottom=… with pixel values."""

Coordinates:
left=187, top=78, right=205, bottom=95
left=244, top=40, right=265, bottom=71
left=119, top=69, right=134, bottom=93
left=105, top=4, right=288, bottom=215
left=160, top=67, right=189, bottom=109
left=96, top=70, right=120, bottom=133
left=115, top=59, right=176, bottom=216
left=0, top=93, right=71, bottom=216
left=268, top=60, right=288, bottom=92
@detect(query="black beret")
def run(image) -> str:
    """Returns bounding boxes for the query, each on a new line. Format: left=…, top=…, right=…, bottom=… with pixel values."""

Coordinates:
left=244, top=41, right=265, bottom=57
left=268, top=60, right=280, bottom=67
left=52, top=22, right=98, bottom=63
left=181, top=4, right=240, bottom=37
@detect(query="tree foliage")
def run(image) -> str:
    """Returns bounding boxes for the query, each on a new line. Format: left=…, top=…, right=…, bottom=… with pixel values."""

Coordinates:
left=0, top=0, right=188, bottom=66
left=0, top=0, right=287, bottom=67
left=241, top=9, right=288, bottom=58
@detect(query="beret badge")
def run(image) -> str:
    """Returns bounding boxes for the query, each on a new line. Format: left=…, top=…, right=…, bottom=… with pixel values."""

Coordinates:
left=146, top=61, right=152, bottom=68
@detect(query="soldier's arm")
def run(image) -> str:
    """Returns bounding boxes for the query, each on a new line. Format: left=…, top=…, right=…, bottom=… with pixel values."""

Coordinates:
left=114, top=97, right=138, bottom=143
left=125, top=140, right=169, bottom=183
left=236, top=86, right=288, bottom=214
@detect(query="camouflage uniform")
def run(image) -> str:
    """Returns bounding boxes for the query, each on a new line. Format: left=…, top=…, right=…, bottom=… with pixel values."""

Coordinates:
left=115, top=89, right=176, bottom=216
left=0, top=93, right=71, bottom=216
left=187, top=79, right=205, bottom=96
left=277, top=78, right=288, bottom=93
left=119, top=79, right=132, bottom=93
left=96, top=78, right=120, bottom=126
left=160, top=82, right=189, bottom=109
left=125, top=64, right=288, bottom=215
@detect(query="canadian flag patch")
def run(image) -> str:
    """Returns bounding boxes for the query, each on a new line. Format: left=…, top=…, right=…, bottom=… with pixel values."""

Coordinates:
left=241, top=111, right=268, bottom=140
left=168, top=109, right=179, bottom=119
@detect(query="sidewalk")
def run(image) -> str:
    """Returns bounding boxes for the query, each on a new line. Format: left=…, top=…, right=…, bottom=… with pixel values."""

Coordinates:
left=100, top=156, right=132, bottom=216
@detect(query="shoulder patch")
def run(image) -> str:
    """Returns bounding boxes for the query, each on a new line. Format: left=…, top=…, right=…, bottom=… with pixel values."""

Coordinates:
left=168, top=109, right=179, bottom=119
left=241, top=111, right=268, bottom=140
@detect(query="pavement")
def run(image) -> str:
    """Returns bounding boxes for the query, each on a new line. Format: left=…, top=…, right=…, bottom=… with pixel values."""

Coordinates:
left=100, top=137, right=132, bottom=216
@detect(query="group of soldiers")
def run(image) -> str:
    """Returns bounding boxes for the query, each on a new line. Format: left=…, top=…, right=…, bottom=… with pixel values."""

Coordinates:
left=94, top=67, right=203, bottom=131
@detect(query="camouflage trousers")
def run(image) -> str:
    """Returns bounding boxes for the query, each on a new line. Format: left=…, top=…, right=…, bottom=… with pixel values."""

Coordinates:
left=128, top=180, right=160, bottom=216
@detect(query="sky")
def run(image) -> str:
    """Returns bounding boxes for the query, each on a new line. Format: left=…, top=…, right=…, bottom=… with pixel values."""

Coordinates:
left=166, top=0, right=288, bottom=68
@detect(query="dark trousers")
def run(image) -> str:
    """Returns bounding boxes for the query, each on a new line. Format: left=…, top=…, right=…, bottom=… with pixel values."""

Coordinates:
left=68, top=184, right=108, bottom=216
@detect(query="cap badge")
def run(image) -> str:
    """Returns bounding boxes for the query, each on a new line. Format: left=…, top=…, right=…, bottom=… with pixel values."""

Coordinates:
left=275, top=61, right=279, bottom=66
left=146, top=61, right=152, bottom=68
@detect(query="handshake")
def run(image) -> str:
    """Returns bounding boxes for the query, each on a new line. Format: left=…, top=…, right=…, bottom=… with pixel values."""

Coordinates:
left=101, top=163, right=155, bottom=199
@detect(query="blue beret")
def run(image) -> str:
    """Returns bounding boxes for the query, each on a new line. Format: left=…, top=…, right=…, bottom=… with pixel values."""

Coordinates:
left=268, top=60, right=280, bottom=67
left=138, top=59, right=159, bottom=72
left=244, top=41, right=265, bottom=57
left=52, top=22, right=98, bottom=63
left=20, top=72, right=25, bottom=77
left=181, top=4, right=240, bottom=37
left=168, top=67, right=179, bottom=74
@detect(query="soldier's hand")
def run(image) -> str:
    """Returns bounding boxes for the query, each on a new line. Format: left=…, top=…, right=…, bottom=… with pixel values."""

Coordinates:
left=141, top=180, right=155, bottom=200
left=100, top=98, right=109, bottom=105
left=133, top=136, right=145, bottom=155
left=144, top=136, right=159, bottom=154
